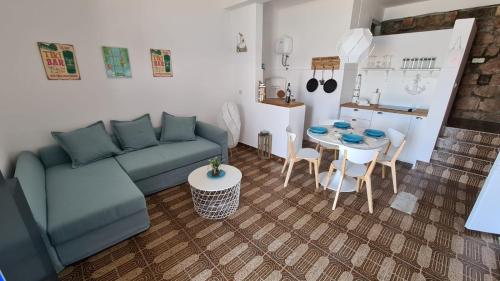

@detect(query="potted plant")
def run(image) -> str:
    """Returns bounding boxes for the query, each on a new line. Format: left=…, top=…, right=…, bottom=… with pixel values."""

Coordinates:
left=208, top=157, right=222, bottom=177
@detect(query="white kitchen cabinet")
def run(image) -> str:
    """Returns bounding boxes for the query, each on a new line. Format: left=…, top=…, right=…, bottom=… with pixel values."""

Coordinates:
left=340, top=107, right=373, bottom=121
left=340, top=106, right=428, bottom=165
left=370, top=111, right=412, bottom=136
left=399, top=116, right=429, bottom=165
left=340, top=107, right=373, bottom=129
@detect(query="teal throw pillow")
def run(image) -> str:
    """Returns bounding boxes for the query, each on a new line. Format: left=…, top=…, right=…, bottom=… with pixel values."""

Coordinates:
left=52, top=121, right=122, bottom=168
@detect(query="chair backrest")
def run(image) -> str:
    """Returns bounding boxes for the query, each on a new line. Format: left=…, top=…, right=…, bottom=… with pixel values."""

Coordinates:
left=387, top=128, right=405, bottom=148
left=339, top=145, right=379, bottom=176
left=385, top=128, right=407, bottom=162
left=286, top=130, right=297, bottom=158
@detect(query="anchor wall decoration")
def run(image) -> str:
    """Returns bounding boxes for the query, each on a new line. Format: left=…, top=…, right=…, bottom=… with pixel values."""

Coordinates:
left=405, top=74, right=426, bottom=95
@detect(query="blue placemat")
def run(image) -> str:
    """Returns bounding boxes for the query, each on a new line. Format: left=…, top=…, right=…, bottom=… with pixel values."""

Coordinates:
left=309, top=126, right=328, bottom=134
left=364, top=129, right=385, bottom=138
left=342, top=133, right=364, bottom=143
left=207, top=170, right=226, bottom=178
left=334, top=122, right=351, bottom=129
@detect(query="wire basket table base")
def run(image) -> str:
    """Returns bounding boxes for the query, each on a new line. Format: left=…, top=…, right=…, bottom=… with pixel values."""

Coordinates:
left=190, top=183, right=241, bottom=219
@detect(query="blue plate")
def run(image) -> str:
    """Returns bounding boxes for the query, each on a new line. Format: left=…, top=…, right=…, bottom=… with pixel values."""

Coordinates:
left=309, top=126, right=328, bottom=134
left=207, top=170, right=226, bottom=178
left=364, top=129, right=385, bottom=137
left=342, top=134, right=363, bottom=143
left=334, top=122, right=351, bottom=129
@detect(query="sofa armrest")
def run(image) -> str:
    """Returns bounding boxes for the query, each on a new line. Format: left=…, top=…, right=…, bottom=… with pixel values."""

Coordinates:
left=195, top=121, right=229, bottom=163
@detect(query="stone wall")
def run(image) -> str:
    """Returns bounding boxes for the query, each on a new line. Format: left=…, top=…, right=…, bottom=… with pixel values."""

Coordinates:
left=381, top=5, right=500, bottom=124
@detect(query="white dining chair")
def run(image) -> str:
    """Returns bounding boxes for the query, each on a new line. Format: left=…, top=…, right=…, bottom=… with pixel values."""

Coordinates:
left=377, top=128, right=406, bottom=194
left=281, top=130, right=320, bottom=189
left=324, top=145, right=379, bottom=213
left=315, top=119, right=344, bottom=164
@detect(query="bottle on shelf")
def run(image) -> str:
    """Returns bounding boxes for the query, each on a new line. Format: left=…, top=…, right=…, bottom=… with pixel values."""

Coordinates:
left=285, top=83, right=292, bottom=103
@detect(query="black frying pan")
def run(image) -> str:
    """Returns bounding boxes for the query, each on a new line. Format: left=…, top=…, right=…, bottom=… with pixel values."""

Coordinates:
left=323, top=68, right=337, bottom=93
left=306, top=68, right=319, bottom=92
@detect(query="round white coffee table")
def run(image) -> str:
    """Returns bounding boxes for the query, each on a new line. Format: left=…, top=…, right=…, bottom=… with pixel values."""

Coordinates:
left=188, top=164, right=242, bottom=219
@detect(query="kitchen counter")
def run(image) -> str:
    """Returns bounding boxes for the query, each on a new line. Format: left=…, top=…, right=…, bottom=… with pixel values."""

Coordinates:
left=261, top=98, right=304, bottom=108
left=341, top=102, right=428, bottom=117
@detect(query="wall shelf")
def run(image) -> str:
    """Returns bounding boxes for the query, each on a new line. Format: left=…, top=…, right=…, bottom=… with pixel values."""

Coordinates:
left=360, top=67, right=395, bottom=71
left=401, top=68, right=441, bottom=72
left=360, top=67, right=441, bottom=72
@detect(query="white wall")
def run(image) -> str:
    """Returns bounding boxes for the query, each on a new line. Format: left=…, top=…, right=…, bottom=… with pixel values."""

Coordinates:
left=262, top=0, right=355, bottom=130
left=229, top=3, right=264, bottom=145
left=383, top=0, right=500, bottom=20
left=356, top=29, right=452, bottom=108
left=0, top=0, right=235, bottom=175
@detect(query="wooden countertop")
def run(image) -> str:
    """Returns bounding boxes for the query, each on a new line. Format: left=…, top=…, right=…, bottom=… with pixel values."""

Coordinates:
left=341, top=102, right=429, bottom=117
left=261, top=98, right=305, bottom=108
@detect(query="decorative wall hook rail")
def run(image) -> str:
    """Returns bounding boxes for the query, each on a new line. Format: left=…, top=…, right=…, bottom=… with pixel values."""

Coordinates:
left=311, top=56, right=341, bottom=70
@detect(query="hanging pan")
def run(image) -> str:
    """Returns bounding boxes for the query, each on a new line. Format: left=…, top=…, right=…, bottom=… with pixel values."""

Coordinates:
left=323, top=68, right=338, bottom=93
left=306, top=67, right=319, bottom=92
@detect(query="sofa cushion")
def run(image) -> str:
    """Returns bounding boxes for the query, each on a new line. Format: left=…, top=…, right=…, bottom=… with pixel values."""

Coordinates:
left=46, top=158, right=146, bottom=245
left=160, top=113, right=197, bottom=142
left=115, top=137, right=220, bottom=181
left=52, top=121, right=122, bottom=168
left=111, top=114, right=159, bottom=152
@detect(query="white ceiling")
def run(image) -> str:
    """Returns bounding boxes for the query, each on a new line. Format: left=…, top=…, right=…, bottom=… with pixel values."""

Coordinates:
left=379, top=0, right=430, bottom=8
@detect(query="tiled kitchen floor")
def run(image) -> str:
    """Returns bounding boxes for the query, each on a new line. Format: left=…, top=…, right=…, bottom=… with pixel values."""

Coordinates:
left=59, top=144, right=500, bottom=281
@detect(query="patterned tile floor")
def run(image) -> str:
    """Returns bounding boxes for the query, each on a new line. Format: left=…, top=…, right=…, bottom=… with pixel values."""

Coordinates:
left=59, top=145, right=500, bottom=281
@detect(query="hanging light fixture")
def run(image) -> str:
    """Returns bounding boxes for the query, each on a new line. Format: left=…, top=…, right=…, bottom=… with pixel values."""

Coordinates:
left=337, top=0, right=374, bottom=63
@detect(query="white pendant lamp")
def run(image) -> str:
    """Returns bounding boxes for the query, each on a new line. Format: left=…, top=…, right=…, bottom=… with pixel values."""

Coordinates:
left=337, top=0, right=374, bottom=63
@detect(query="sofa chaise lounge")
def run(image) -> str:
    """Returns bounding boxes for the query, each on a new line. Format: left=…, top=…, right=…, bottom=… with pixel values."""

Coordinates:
left=14, top=121, right=228, bottom=272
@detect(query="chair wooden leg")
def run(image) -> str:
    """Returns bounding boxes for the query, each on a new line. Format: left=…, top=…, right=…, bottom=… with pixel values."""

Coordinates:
left=356, top=178, right=361, bottom=193
left=382, top=165, right=386, bottom=179
left=314, top=160, right=319, bottom=189
left=315, top=143, right=320, bottom=151
left=324, top=163, right=335, bottom=190
left=281, top=158, right=288, bottom=174
left=318, top=147, right=324, bottom=167
left=309, top=162, right=312, bottom=174
left=366, top=178, right=374, bottom=214
left=391, top=164, right=398, bottom=194
left=284, top=160, right=294, bottom=187
left=332, top=174, right=344, bottom=210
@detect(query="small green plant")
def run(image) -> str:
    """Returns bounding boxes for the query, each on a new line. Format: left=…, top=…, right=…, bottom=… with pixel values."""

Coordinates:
left=208, top=157, right=222, bottom=176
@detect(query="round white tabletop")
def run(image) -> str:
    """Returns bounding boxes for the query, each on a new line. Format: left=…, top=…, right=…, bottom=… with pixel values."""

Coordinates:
left=307, top=125, right=390, bottom=193
left=307, top=125, right=389, bottom=150
left=188, top=164, right=242, bottom=192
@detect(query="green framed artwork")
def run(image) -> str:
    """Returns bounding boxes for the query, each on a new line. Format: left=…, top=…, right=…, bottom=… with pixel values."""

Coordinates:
left=102, top=46, right=131, bottom=78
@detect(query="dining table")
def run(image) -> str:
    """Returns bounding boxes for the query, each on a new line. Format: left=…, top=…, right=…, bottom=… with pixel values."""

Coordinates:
left=307, top=125, right=390, bottom=193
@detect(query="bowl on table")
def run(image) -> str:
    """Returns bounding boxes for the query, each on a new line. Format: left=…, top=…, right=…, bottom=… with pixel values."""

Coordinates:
left=334, top=122, right=351, bottom=129
left=342, top=133, right=364, bottom=144
left=364, top=129, right=385, bottom=138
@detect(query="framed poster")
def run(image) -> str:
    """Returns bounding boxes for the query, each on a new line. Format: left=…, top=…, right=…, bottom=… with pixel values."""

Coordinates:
left=102, top=46, right=131, bottom=78
left=150, top=49, right=173, bottom=77
left=37, top=42, right=80, bottom=80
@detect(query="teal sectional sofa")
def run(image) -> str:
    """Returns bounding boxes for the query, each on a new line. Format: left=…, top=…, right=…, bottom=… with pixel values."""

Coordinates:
left=14, top=121, right=228, bottom=272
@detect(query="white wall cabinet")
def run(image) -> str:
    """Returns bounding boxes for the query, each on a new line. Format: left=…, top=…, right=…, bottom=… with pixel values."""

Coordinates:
left=340, top=106, right=428, bottom=165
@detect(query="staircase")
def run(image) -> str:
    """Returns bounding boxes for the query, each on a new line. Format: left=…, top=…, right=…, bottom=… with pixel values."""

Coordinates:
left=415, top=126, right=499, bottom=188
